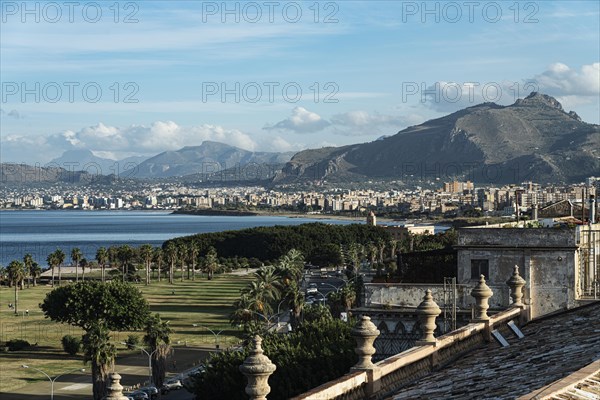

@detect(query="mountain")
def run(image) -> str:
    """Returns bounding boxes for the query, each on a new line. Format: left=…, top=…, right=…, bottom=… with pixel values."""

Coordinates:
left=129, top=141, right=295, bottom=179
left=47, top=149, right=147, bottom=177
left=0, top=163, right=114, bottom=185
left=274, top=93, right=600, bottom=184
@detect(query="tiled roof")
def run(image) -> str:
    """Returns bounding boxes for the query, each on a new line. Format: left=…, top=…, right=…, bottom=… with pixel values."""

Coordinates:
left=390, top=302, right=600, bottom=400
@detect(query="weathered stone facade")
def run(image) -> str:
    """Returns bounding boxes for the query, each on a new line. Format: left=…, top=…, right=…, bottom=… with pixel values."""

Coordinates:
left=456, top=225, right=599, bottom=318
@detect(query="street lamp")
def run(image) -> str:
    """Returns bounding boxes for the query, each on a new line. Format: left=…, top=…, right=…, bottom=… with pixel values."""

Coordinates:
left=21, top=365, right=85, bottom=400
left=319, top=282, right=342, bottom=293
left=120, top=342, right=158, bottom=386
left=242, top=309, right=283, bottom=331
left=192, top=324, right=225, bottom=349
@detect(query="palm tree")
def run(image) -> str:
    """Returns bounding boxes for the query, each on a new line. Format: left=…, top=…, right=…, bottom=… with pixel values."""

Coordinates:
left=139, top=244, right=154, bottom=286
left=7, top=260, right=25, bottom=314
left=80, top=258, right=88, bottom=281
left=388, top=239, right=398, bottom=261
left=285, top=280, right=305, bottom=328
left=189, top=240, right=198, bottom=281
left=46, top=252, right=58, bottom=287
left=71, top=247, right=82, bottom=282
left=30, top=262, right=42, bottom=287
left=54, top=249, right=66, bottom=286
left=143, top=314, right=172, bottom=388
left=95, top=247, right=108, bottom=283
left=164, top=242, right=177, bottom=284
left=82, top=325, right=117, bottom=400
left=203, top=247, right=218, bottom=280
left=347, top=243, right=362, bottom=274
left=153, top=248, right=163, bottom=282
left=177, top=242, right=188, bottom=282
left=117, top=245, right=134, bottom=283
left=23, top=253, right=34, bottom=289
left=367, top=242, right=378, bottom=268
left=254, top=266, right=281, bottom=302
left=376, top=238, right=387, bottom=264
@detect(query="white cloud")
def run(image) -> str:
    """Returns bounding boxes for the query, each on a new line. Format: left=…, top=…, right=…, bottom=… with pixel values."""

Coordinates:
left=264, top=107, right=417, bottom=137
left=531, top=62, right=600, bottom=98
left=264, top=107, right=330, bottom=133
left=421, top=63, right=600, bottom=114
left=330, top=110, right=419, bottom=136
left=1, top=121, right=258, bottom=163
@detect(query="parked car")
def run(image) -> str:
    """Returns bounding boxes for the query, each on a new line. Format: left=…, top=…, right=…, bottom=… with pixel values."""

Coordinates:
left=124, top=391, right=149, bottom=400
left=306, top=283, right=318, bottom=294
left=160, top=378, right=183, bottom=393
left=138, top=385, right=159, bottom=399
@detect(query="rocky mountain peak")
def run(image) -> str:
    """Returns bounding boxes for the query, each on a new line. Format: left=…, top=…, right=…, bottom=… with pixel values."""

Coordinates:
left=514, top=92, right=564, bottom=111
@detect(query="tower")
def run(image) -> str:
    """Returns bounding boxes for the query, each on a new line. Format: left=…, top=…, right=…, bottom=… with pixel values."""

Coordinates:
left=367, top=211, right=377, bottom=226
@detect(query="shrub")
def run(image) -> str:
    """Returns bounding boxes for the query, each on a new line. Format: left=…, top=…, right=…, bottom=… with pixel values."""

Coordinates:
left=193, top=318, right=356, bottom=400
left=6, top=339, right=31, bottom=351
left=61, top=335, right=81, bottom=355
left=125, top=334, right=140, bottom=350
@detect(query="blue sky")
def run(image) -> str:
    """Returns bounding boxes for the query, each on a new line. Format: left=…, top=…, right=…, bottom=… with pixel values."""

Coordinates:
left=1, top=0, right=599, bottom=163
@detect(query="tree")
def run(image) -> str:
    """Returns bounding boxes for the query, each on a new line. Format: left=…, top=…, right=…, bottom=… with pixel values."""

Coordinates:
left=41, top=281, right=150, bottom=400
left=46, top=252, right=58, bottom=287
left=95, top=247, right=108, bottom=283
left=54, top=249, right=66, bottom=286
left=164, top=242, right=177, bottom=284
left=7, top=260, right=25, bottom=314
left=203, top=247, right=218, bottom=280
left=139, top=244, right=154, bottom=286
left=71, top=247, right=82, bottom=282
left=116, top=245, right=134, bottom=283
left=80, top=258, right=88, bottom=281
left=178, top=242, right=188, bottom=282
left=153, top=248, right=163, bottom=282
left=189, top=240, right=199, bottom=281
left=23, top=253, right=34, bottom=289
left=30, top=262, right=42, bottom=287
left=143, top=314, right=172, bottom=388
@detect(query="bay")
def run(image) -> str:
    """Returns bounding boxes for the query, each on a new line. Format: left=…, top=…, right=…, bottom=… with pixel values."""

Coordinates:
left=0, top=210, right=354, bottom=267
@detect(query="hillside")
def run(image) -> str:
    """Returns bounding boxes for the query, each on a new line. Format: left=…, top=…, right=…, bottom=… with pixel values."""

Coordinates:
left=274, top=93, right=600, bottom=184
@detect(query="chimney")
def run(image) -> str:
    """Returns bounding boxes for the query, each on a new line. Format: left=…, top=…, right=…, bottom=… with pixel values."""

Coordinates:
left=590, top=195, right=596, bottom=224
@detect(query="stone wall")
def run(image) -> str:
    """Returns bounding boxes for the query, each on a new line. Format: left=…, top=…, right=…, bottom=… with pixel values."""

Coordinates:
left=456, top=227, right=581, bottom=318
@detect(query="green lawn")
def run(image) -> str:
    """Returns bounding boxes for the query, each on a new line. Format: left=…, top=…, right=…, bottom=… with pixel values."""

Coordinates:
left=0, top=273, right=253, bottom=393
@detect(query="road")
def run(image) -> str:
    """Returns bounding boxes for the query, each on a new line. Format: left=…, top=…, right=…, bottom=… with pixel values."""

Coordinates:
left=0, top=346, right=213, bottom=399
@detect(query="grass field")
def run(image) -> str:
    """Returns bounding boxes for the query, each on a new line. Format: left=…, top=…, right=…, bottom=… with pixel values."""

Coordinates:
left=0, top=272, right=254, bottom=393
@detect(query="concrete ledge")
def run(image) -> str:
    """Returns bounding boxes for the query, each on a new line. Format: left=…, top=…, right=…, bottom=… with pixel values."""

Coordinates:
left=517, top=359, right=600, bottom=399
left=293, top=307, right=523, bottom=400
left=290, top=370, right=367, bottom=400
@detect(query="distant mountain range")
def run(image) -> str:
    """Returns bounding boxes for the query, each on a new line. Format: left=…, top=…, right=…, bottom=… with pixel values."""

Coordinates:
left=126, top=141, right=295, bottom=179
left=48, top=149, right=146, bottom=177
left=274, top=93, right=600, bottom=184
left=3, top=93, right=599, bottom=186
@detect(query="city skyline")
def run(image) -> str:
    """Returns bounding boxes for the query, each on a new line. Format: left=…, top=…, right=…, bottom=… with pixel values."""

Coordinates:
left=1, top=1, right=599, bottom=164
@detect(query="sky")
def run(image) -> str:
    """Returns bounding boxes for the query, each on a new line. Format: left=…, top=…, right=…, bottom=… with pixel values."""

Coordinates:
left=1, top=0, right=599, bottom=164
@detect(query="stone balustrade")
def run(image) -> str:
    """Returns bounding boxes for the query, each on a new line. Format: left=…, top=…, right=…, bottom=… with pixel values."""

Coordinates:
left=290, top=269, right=528, bottom=400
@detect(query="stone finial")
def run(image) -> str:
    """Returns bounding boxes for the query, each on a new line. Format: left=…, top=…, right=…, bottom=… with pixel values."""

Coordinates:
left=351, top=315, right=380, bottom=369
left=415, top=289, right=441, bottom=344
left=103, top=373, right=129, bottom=400
left=471, top=275, right=493, bottom=321
left=239, top=335, right=276, bottom=400
left=506, top=265, right=526, bottom=306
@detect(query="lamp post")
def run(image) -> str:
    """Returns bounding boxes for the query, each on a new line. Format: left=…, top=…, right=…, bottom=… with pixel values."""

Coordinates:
left=21, top=365, right=85, bottom=400
left=319, top=282, right=342, bottom=294
left=192, top=324, right=225, bottom=349
left=243, top=309, right=283, bottom=331
left=120, top=342, right=158, bottom=386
